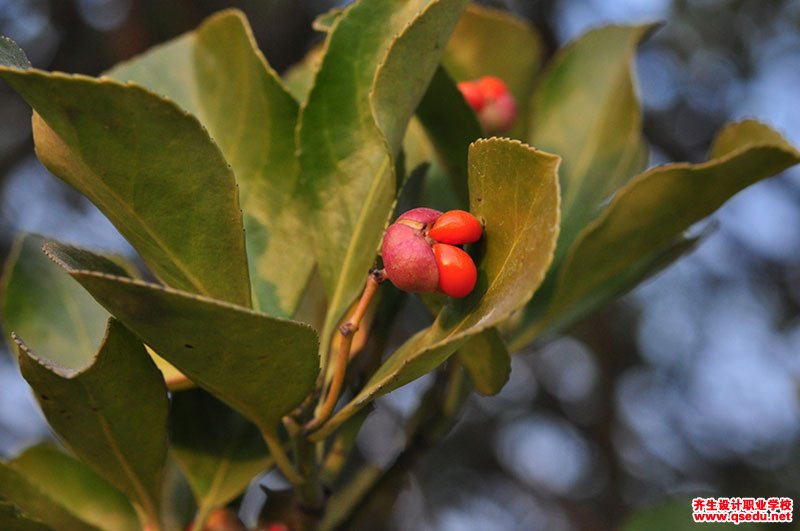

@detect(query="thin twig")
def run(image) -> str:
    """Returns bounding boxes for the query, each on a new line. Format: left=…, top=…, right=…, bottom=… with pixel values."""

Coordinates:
left=306, top=269, right=386, bottom=432
left=263, top=429, right=304, bottom=485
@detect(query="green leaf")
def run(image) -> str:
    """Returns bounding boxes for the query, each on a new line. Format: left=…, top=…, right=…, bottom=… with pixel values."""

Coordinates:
left=312, top=138, right=560, bottom=439
left=10, top=445, right=139, bottom=531
left=42, top=241, right=319, bottom=436
left=0, top=501, right=52, bottom=531
left=0, top=468, right=95, bottom=531
left=415, top=66, right=483, bottom=205
left=517, top=120, right=800, bottom=346
left=529, top=24, right=651, bottom=266
left=0, top=40, right=251, bottom=307
left=1, top=234, right=188, bottom=388
left=106, top=10, right=310, bottom=317
left=170, top=389, right=271, bottom=522
left=456, top=329, right=509, bottom=396
left=443, top=4, right=543, bottom=138
left=298, top=0, right=468, bottom=363
left=282, top=44, right=325, bottom=103
left=2, top=234, right=108, bottom=370
left=16, top=318, right=168, bottom=526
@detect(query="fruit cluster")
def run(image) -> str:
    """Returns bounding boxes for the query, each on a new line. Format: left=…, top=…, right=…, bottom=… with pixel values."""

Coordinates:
left=457, top=76, right=517, bottom=134
left=381, top=208, right=482, bottom=298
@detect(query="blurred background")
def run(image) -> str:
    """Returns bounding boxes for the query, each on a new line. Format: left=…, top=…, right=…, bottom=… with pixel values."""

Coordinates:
left=1, top=0, right=799, bottom=529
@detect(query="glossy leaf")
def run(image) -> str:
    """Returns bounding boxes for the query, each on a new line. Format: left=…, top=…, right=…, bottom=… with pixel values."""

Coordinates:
left=16, top=318, right=168, bottom=526
left=456, top=328, right=510, bottom=396
left=0, top=39, right=251, bottom=307
left=10, top=445, right=139, bottom=531
left=443, top=4, right=543, bottom=138
left=170, top=389, right=272, bottom=521
left=42, top=241, right=319, bottom=435
left=107, top=10, right=310, bottom=317
left=297, top=0, right=468, bottom=362
left=529, top=24, right=651, bottom=266
left=313, top=138, right=560, bottom=438
left=0, top=501, right=52, bottom=531
left=0, top=470, right=93, bottom=531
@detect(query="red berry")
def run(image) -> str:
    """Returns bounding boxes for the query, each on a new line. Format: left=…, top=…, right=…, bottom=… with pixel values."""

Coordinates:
left=433, top=243, right=477, bottom=298
left=428, top=209, right=482, bottom=245
left=457, top=81, right=485, bottom=112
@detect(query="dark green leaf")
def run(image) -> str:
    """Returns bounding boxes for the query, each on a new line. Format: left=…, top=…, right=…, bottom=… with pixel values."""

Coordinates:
left=0, top=467, right=95, bottom=531
left=42, top=241, right=319, bottom=437
left=457, top=329, right=509, bottom=396
left=170, top=389, right=271, bottom=521
left=443, top=4, right=543, bottom=138
left=0, top=500, right=52, bottom=531
left=313, top=138, right=560, bottom=438
left=107, top=10, right=310, bottom=317
left=16, top=318, right=168, bottom=526
left=0, top=43, right=251, bottom=307
left=298, top=0, right=468, bottom=363
left=529, top=24, right=651, bottom=266
left=415, top=66, right=483, bottom=205
left=10, top=445, right=139, bottom=531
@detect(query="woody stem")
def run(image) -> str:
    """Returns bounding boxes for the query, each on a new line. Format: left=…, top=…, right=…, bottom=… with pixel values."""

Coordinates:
left=305, top=269, right=385, bottom=432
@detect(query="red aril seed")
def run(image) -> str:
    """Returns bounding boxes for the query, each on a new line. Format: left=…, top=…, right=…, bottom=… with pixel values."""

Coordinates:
left=477, top=76, right=509, bottom=99
left=428, top=209, right=482, bottom=245
left=433, top=243, right=478, bottom=298
left=457, top=81, right=485, bottom=112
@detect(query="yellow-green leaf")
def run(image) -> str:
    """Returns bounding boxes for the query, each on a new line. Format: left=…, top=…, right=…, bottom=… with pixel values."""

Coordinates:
left=2, top=234, right=107, bottom=371
left=10, top=445, right=139, bottom=531
left=16, top=319, right=168, bottom=527
left=41, top=241, right=319, bottom=438
left=512, top=120, right=800, bottom=347
left=529, top=24, right=652, bottom=266
left=297, top=0, right=468, bottom=364
left=0, top=38, right=251, bottom=307
left=106, top=10, right=310, bottom=317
